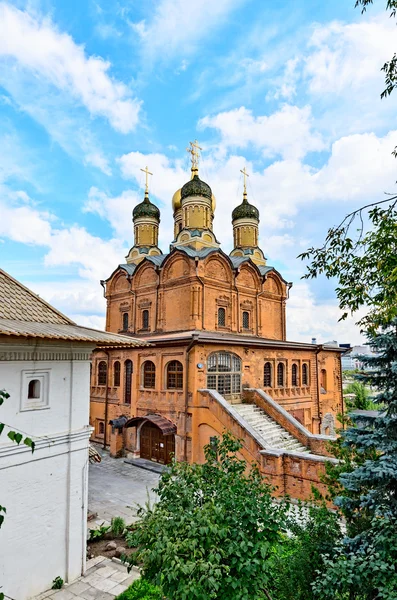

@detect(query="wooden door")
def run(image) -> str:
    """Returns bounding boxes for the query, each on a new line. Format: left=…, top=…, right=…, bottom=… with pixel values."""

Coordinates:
left=140, top=422, right=175, bottom=465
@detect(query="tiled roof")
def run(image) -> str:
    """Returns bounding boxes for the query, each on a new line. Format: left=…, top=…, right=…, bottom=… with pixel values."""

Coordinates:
left=0, top=269, right=73, bottom=324
left=0, top=269, right=147, bottom=347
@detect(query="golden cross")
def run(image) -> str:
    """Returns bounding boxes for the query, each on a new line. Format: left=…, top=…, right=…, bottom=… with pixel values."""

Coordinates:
left=240, top=166, right=249, bottom=194
left=186, top=139, right=202, bottom=169
left=140, top=165, right=153, bottom=194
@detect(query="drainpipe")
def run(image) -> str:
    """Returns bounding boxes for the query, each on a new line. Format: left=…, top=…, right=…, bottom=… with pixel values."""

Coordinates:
left=103, top=349, right=110, bottom=449
left=315, top=346, right=321, bottom=434
left=184, top=334, right=199, bottom=461
left=338, top=352, right=345, bottom=428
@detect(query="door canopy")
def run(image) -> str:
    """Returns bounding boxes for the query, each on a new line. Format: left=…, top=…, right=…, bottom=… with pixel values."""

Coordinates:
left=125, top=413, right=177, bottom=436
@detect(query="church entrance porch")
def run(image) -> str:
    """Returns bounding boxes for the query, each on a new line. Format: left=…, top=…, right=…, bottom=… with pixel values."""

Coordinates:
left=125, top=414, right=177, bottom=466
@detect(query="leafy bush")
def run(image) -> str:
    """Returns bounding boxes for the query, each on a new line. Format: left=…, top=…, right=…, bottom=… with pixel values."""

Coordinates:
left=111, top=516, right=126, bottom=537
left=343, top=381, right=370, bottom=410
left=52, top=576, right=64, bottom=590
left=115, top=578, right=163, bottom=600
left=124, top=432, right=286, bottom=600
left=89, top=523, right=110, bottom=541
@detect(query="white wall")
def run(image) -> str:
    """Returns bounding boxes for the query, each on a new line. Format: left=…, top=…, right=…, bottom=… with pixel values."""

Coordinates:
left=0, top=339, right=94, bottom=600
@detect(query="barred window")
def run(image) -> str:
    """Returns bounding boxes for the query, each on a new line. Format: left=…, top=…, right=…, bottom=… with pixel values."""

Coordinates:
left=124, top=360, right=133, bottom=403
left=242, top=311, right=250, bottom=329
left=302, top=363, right=309, bottom=386
left=207, top=352, right=241, bottom=397
left=98, top=361, right=107, bottom=386
left=143, top=360, right=156, bottom=389
left=122, top=312, right=129, bottom=331
left=166, top=360, right=183, bottom=389
left=142, top=309, right=149, bottom=330
left=277, top=362, right=285, bottom=387
left=292, top=363, right=298, bottom=387
left=114, top=361, right=121, bottom=387
left=264, top=362, right=272, bottom=387
left=218, top=307, right=226, bottom=327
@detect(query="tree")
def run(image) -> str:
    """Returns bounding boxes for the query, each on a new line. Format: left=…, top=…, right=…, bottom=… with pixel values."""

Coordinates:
left=343, top=381, right=370, bottom=410
left=124, top=433, right=286, bottom=600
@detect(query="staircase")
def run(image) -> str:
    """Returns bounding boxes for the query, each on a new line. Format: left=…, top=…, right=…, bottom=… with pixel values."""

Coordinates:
left=233, top=403, right=309, bottom=452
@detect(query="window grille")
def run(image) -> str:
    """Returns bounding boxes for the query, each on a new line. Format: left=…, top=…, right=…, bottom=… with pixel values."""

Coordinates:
left=218, top=307, right=226, bottom=327
left=122, top=312, right=129, bottom=331
left=206, top=352, right=241, bottom=397
left=292, top=364, right=298, bottom=387
left=124, top=360, right=133, bottom=403
left=98, top=361, right=107, bottom=386
left=277, top=362, right=285, bottom=387
left=166, top=360, right=183, bottom=389
left=264, top=362, right=272, bottom=387
left=302, top=363, right=309, bottom=386
left=242, top=311, right=250, bottom=329
left=114, top=361, right=121, bottom=387
left=143, top=360, right=156, bottom=388
left=142, top=309, right=149, bottom=330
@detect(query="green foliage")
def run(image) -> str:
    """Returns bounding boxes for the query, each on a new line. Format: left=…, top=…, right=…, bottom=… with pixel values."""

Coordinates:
left=115, top=579, right=163, bottom=600
left=89, top=523, right=111, bottom=541
left=298, top=202, right=397, bottom=331
left=268, top=500, right=342, bottom=600
left=51, top=576, right=64, bottom=590
left=343, top=381, right=370, bottom=410
left=111, top=516, right=126, bottom=537
left=124, top=432, right=286, bottom=600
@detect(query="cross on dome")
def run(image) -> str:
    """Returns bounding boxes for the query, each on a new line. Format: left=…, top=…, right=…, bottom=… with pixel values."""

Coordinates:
left=140, top=165, right=153, bottom=196
left=240, top=166, right=249, bottom=197
left=186, top=139, right=202, bottom=170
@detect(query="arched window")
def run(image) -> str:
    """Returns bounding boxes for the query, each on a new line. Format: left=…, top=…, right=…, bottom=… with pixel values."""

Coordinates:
left=277, top=363, right=285, bottom=387
left=113, top=361, right=121, bottom=387
left=98, top=422, right=105, bottom=435
left=142, top=309, right=149, bottom=330
left=124, top=360, right=133, bottom=403
left=166, top=360, right=183, bottom=389
left=28, top=379, right=40, bottom=399
left=242, top=311, right=250, bottom=329
left=302, top=363, right=309, bottom=386
left=321, top=369, right=327, bottom=392
left=292, top=363, right=298, bottom=387
left=122, top=312, right=129, bottom=331
left=218, top=307, right=226, bottom=327
left=207, top=352, right=241, bottom=398
left=143, top=360, right=156, bottom=389
left=98, top=361, right=107, bottom=386
left=264, top=362, right=272, bottom=387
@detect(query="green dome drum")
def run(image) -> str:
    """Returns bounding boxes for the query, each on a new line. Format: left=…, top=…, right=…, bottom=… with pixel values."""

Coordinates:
left=133, top=195, right=160, bottom=221
left=232, top=197, right=259, bottom=221
left=181, top=174, right=212, bottom=201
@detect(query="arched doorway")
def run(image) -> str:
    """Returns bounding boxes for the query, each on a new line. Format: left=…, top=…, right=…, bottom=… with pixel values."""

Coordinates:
left=140, top=421, right=175, bottom=464
left=125, top=414, right=176, bottom=465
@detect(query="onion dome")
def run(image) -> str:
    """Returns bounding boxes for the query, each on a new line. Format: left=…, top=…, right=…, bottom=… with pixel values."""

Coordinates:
left=232, top=194, right=259, bottom=221
left=133, top=193, right=160, bottom=221
left=181, top=174, right=212, bottom=202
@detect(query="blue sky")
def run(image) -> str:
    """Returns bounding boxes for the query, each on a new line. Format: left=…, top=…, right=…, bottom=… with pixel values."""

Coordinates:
left=1, top=0, right=396, bottom=343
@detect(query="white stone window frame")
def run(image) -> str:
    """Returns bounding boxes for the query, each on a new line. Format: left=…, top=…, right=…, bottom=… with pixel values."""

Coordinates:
left=20, top=369, right=50, bottom=411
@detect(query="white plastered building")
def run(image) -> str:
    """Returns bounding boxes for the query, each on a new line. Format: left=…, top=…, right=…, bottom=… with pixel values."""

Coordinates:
left=0, top=269, right=143, bottom=600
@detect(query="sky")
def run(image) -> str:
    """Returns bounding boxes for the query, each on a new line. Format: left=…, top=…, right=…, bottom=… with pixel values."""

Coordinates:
left=1, top=0, right=396, bottom=345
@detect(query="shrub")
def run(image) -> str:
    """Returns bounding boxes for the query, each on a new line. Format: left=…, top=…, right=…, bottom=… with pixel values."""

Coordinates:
left=88, top=523, right=110, bottom=541
left=115, top=578, right=163, bottom=600
left=111, top=516, right=126, bottom=537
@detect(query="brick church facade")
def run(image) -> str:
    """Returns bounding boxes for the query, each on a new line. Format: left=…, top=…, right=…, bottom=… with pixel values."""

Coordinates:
left=90, top=148, right=343, bottom=500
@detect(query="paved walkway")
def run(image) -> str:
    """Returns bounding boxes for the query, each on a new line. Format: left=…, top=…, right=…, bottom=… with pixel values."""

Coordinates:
left=35, top=557, right=140, bottom=600
left=88, top=446, right=160, bottom=525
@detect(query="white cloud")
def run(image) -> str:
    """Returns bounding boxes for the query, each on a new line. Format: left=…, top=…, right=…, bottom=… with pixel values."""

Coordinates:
left=198, top=105, right=325, bottom=159
left=0, top=2, right=141, bottom=133
left=305, top=15, right=396, bottom=96
left=84, top=186, right=138, bottom=242
left=131, top=0, right=245, bottom=63
left=84, top=152, right=112, bottom=176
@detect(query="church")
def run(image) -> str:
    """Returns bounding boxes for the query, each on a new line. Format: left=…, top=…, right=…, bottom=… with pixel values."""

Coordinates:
left=90, top=142, right=343, bottom=500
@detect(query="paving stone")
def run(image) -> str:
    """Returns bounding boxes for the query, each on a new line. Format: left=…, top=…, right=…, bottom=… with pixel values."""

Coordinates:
left=90, top=578, right=118, bottom=593
left=49, top=591, right=75, bottom=600
left=85, top=556, right=106, bottom=570
left=95, top=566, right=117, bottom=579
left=109, top=584, right=127, bottom=596
left=123, top=571, right=140, bottom=585
left=109, top=571, right=129, bottom=583
left=65, top=581, right=90, bottom=595
left=80, top=573, right=104, bottom=587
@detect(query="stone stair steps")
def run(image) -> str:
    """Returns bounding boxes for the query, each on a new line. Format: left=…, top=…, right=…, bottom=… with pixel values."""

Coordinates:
left=233, top=403, right=309, bottom=453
